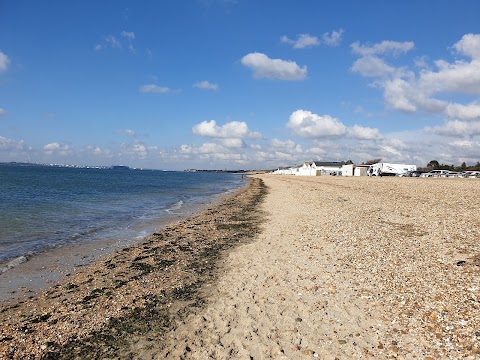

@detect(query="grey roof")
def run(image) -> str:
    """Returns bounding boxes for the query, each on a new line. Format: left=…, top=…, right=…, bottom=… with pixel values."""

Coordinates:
left=313, top=161, right=346, bottom=167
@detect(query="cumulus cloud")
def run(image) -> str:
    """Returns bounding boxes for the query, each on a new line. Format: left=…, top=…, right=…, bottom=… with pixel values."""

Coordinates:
left=139, top=84, right=171, bottom=93
left=352, top=34, right=480, bottom=131
left=452, top=33, right=480, bottom=60
left=287, top=110, right=347, bottom=137
left=192, top=120, right=262, bottom=139
left=287, top=110, right=382, bottom=140
left=241, top=52, right=307, bottom=80
left=322, top=29, right=344, bottom=47
left=280, top=34, right=320, bottom=49
left=193, top=80, right=219, bottom=91
left=43, top=142, right=73, bottom=156
left=0, top=107, right=6, bottom=116
left=0, top=51, right=10, bottom=72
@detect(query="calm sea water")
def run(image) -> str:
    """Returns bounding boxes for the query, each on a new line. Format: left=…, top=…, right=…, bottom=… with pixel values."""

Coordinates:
left=0, top=164, right=244, bottom=265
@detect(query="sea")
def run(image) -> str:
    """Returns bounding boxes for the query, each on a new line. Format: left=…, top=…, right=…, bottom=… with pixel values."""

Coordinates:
left=0, top=163, right=245, bottom=269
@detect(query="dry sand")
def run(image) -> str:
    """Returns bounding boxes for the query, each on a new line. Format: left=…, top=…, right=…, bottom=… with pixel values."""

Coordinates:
left=156, top=175, right=480, bottom=359
left=1, top=175, right=479, bottom=359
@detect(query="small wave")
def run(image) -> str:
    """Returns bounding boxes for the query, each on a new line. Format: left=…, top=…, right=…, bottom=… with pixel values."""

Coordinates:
left=165, top=200, right=184, bottom=213
left=1, top=255, right=28, bottom=274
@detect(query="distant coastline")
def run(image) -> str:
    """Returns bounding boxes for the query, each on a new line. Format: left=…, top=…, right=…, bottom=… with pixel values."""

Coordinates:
left=0, top=162, right=267, bottom=173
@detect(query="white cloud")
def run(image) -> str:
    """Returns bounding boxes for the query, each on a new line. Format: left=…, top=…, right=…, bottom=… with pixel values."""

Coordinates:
left=287, top=110, right=382, bottom=140
left=382, top=78, right=417, bottom=112
left=348, top=125, right=382, bottom=140
left=380, top=144, right=403, bottom=157
left=425, top=120, right=480, bottom=137
left=418, top=58, right=480, bottom=95
left=0, top=107, right=6, bottom=116
left=193, top=80, right=219, bottom=91
left=322, top=29, right=344, bottom=47
left=221, top=138, right=245, bottom=148
left=281, top=34, right=320, bottom=49
left=287, top=110, right=347, bottom=137
left=241, top=52, right=307, bottom=80
left=139, top=84, right=171, bottom=93
left=445, top=102, right=480, bottom=120
left=448, top=139, right=480, bottom=148
left=452, top=33, right=480, bottom=60
left=192, top=120, right=262, bottom=139
left=351, top=40, right=415, bottom=57
left=179, top=142, right=248, bottom=162
left=352, top=34, right=480, bottom=133
left=0, top=51, right=10, bottom=72
left=270, top=138, right=302, bottom=152
left=121, top=142, right=148, bottom=159
left=43, top=142, right=73, bottom=156
left=0, top=136, right=26, bottom=151
left=351, top=56, right=397, bottom=78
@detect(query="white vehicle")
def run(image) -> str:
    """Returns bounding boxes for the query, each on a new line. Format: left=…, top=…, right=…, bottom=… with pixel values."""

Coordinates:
left=445, top=171, right=463, bottom=178
left=463, top=171, right=480, bottom=178
left=419, top=170, right=450, bottom=178
left=367, top=163, right=417, bottom=176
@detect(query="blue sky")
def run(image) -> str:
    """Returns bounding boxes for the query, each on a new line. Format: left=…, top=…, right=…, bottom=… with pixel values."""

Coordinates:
left=1, top=0, right=480, bottom=170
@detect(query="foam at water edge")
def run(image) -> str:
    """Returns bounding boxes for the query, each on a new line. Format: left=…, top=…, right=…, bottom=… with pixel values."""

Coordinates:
left=1, top=255, right=28, bottom=274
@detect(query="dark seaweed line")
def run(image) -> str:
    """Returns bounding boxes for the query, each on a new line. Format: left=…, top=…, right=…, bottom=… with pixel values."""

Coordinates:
left=40, top=178, right=267, bottom=360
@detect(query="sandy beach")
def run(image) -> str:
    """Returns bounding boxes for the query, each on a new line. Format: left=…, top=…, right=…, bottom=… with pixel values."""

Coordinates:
left=1, top=175, right=479, bottom=359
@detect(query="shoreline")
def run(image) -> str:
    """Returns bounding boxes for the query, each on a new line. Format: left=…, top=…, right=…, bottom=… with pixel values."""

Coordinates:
left=0, top=183, right=244, bottom=305
left=0, top=177, right=267, bottom=359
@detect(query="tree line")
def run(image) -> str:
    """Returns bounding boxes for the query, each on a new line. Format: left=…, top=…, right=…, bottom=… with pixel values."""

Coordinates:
left=419, top=160, right=480, bottom=172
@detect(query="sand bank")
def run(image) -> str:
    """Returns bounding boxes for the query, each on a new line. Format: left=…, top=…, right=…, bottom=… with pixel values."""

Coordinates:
left=1, top=175, right=479, bottom=359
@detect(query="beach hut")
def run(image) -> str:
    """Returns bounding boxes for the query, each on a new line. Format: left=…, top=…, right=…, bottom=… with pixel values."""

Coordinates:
left=312, top=161, right=346, bottom=176
left=354, top=165, right=370, bottom=176
left=341, top=164, right=354, bottom=176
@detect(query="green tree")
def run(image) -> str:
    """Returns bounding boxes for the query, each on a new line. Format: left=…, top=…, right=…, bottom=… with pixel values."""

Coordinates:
left=427, top=160, right=440, bottom=169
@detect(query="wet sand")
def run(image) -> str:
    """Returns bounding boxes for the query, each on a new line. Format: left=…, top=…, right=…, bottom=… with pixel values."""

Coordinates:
left=1, top=175, right=480, bottom=359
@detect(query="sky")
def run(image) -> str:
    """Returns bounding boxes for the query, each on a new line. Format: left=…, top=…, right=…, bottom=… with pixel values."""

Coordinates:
left=1, top=0, right=480, bottom=170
